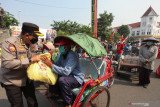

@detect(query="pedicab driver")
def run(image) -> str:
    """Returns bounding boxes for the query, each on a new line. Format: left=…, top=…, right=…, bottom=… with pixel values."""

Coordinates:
left=41, top=39, right=84, bottom=107
left=0, top=22, right=43, bottom=107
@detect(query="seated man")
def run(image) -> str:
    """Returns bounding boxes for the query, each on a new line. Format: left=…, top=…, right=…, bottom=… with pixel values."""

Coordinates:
left=41, top=39, right=84, bottom=107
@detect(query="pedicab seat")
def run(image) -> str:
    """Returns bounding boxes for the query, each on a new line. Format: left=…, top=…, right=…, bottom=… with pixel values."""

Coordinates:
left=71, top=58, right=107, bottom=96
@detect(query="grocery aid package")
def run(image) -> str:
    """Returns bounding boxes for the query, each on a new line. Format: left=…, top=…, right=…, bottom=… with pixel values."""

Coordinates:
left=27, top=53, right=58, bottom=85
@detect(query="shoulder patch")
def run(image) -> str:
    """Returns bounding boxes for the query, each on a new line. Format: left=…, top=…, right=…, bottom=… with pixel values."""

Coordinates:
left=8, top=44, right=16, bottom=52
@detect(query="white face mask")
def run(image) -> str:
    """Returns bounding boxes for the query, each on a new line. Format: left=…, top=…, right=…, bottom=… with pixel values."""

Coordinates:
left=146, top=42, right=153, bottom=46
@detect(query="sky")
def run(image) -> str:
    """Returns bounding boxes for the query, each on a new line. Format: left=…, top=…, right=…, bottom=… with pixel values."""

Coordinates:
left=1, top=0, right=160, bottom=29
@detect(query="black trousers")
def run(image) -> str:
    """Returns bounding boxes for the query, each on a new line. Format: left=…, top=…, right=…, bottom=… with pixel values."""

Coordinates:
left=2, top=80, right=38, bottom=107
left=49, top=76, right=80, bottom=105
left=139, top=67, right=152, bottom=85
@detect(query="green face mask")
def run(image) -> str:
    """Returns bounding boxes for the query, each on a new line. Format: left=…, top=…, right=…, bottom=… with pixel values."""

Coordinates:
left=59, top=46, right=67, bottom=54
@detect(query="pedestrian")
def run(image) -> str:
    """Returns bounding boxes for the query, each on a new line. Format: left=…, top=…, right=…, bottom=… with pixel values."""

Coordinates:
left=104, top=40, right=108, bottom=52
left=138, top=37, right=158, bottom=88
left=0, top=22, right=44, bottom=107
left=114, top=40, right=125, bottom=61
left=40, top=39, right=84, bottom=107
left=123, top=42, right=132, bottom=55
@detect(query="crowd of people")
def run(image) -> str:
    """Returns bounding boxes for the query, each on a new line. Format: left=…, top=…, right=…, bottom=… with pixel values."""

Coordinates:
left=0, top=22, right=159, bottom=107
left=101, top=37, right=158, bottom=88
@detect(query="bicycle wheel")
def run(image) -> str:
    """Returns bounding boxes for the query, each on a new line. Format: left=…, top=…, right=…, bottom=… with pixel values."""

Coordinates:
left=82, top=86, right=110, bottom=107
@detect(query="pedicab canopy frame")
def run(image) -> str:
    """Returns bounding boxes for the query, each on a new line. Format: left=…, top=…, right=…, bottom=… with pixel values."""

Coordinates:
left=54, top=33, right=107, bottom=57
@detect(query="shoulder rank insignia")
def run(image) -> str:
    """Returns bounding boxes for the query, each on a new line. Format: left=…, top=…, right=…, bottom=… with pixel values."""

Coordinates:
left=8, top=44, right=16, bottom=52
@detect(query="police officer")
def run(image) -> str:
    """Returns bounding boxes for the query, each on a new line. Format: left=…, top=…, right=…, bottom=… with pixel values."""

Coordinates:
left=0, top=22, right=44, bottom=107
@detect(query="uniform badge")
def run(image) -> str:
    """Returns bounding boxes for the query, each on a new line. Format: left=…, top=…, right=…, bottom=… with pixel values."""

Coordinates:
left=18, top=45, right=25, bottom=51
left=18, top=45, right=24, bottom=48
left=8, top=44, right=16, bottom=52
left=21, top=56, right=24, bottom=59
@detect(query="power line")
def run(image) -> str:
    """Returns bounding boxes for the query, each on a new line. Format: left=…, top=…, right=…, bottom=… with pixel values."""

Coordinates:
left=13, top=0, right=88, bottom=10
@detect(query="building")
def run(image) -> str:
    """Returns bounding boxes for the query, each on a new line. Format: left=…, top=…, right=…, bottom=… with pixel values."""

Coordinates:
left=114, top=6, right=160, bottom=42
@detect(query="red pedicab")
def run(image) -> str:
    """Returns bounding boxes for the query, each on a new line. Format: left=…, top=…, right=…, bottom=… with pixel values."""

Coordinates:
left=46, top=33, right=114, bottom=107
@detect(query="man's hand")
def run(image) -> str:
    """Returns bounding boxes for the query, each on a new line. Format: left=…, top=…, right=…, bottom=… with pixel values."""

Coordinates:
left=145, top=59, right=149, bottom=64
left=31, top=55, right=40, bottom=63
left=40, top=55, right=53, bottom=68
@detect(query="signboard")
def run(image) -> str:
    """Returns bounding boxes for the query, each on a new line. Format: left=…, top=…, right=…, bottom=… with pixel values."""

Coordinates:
left=10, top=26, right=21, bottom=36
left=10, top=26, right=56, bottom=39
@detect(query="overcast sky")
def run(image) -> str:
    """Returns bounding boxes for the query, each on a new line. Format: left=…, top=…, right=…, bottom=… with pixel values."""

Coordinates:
left=1, top=0, right=160, bottom=29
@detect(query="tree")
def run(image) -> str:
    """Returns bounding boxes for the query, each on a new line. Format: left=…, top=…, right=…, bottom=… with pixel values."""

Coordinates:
left=3, top=11, right=19, bottom=28
left=113, top=32, right=121, bottom=43
left=97, top=11, right=114, bottom=40
left=117, top=25, right=130, bottom=38
left=50, top=20, right=91, bottom=36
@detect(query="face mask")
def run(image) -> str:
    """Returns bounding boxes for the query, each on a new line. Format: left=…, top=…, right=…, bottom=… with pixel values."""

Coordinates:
left=146, top=42, right=153, bottom=46
left=59, top=46, right=67, bottom=54
left=30, top=38, right=38, bottom=44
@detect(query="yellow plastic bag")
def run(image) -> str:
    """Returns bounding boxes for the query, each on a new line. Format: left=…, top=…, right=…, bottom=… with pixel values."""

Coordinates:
left=27, top=53, right=58, bottom=85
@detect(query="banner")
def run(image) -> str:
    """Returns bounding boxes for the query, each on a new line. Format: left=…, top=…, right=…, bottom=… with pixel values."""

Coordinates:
left=10, top=26, right=21, bottom=36
left=122, top=36, right=128, bottom=43
left=10, top=26, right=56, bottom=39
left=120, top=34, right=124, bottom=40
left=110, top=31, right=115, bottom=38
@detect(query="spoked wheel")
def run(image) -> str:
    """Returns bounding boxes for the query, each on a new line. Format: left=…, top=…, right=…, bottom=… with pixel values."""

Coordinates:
left=82, top=86, right=110, bottom=107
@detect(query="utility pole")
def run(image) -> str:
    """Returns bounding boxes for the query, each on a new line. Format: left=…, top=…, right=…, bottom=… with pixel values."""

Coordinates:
left=91, top=0, right=97, bottom=38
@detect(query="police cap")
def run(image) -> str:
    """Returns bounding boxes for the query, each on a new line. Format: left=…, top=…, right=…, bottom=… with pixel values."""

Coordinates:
left=22, top=22, right=44, bottom=36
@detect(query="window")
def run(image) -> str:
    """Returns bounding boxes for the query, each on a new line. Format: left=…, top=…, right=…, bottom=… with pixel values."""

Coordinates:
left=132, top=31, right=135, bottom=36
left=137, top=31, right=140, bottom=35
left=149, top=17, right=152, bottom=21
left=147, top=29, right=151, bottom=35
left=142, top=22, right=146, bottom=26
left=141, top=30, right=145, bottom=35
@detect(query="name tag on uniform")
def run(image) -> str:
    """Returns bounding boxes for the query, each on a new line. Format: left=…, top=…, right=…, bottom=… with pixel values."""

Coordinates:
left=19, top=52, right=27, bottom=54
left=18, top=45, right=25, bottom=51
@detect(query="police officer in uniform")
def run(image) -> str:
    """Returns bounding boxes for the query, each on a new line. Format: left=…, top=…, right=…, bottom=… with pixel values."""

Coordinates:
left=0, top=22, right=44, bottom=107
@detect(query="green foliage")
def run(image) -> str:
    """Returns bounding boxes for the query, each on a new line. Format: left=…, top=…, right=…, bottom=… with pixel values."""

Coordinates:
left=105, top=31, right=112, bottom=41
left=105, top=31, right=121, bottom=44
left=57, top=30, right=70, bottom=36
left=50, top=20, right=91, bottom=36
left=3, top=11, right=19, bottom=28
left=114, top=32, right=121, bottom=42
left=117, top=25, right=130, bottom=38
left=97, top=11, right=114, bottom=39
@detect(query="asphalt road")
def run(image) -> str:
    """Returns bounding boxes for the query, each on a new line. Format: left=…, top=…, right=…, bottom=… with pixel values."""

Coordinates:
left=0, top=59, right=160, bottom=107
left=109, top=59, right=160, bottom=107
